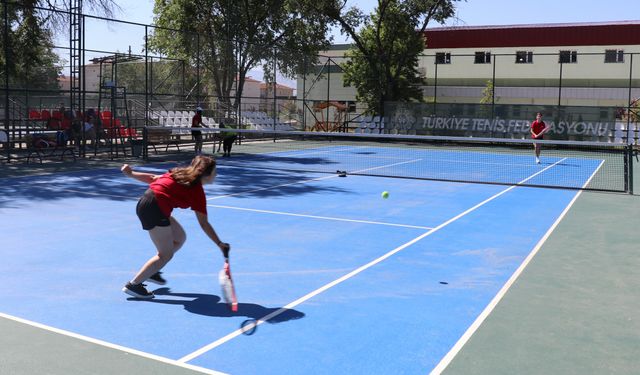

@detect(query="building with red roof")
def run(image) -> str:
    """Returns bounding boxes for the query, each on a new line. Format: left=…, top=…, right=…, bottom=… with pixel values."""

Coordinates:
left=300, top=21, right=640, bottom=108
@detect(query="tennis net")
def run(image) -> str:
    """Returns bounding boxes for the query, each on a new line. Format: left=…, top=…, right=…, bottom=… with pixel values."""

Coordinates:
left=147, top=127, right=634, bottom=193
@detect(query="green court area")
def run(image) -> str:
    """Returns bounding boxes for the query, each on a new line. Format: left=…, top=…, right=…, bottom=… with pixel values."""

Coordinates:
left=444, top=169, right=640, bottom=375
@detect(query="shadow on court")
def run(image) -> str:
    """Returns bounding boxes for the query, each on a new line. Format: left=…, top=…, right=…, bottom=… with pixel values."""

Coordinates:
left=0, top=174, right=148, bottom=208
left=0, top=157, right=353, bottom=207
left=216, top=162, right=350, bottom=199
left=129, top=287, right=306, bottom=323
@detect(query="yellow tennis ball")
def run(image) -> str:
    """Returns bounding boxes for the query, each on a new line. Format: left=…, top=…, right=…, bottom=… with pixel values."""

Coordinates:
left=381, top=191, right=389, bottom=199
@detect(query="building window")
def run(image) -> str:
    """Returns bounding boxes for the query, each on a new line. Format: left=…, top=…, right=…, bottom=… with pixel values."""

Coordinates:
left=435, top=52, right=451, bottom=64
left=605, top=49, right=624, bottom=63
left=559, top=50, right=577, bottom=63
left=474, top=51, right=491, bottom=64
left=515, top=51, right=533, bottom=64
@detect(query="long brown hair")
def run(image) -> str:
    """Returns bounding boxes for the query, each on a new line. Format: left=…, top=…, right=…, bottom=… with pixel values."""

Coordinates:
left=170, top=155, right=216, bottom=186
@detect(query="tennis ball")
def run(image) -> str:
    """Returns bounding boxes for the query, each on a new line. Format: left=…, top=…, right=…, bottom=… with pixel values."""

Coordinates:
left=240, top=319, right=258, bottom=335
left=381, top=191, right=389, bottom=199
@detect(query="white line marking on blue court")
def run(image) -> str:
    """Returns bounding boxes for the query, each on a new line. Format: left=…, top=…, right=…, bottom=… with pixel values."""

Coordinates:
left=178, top=159, right=568, bottom=363
left=0, top=312, right=228, bottom=375
left=207, top=204, right=434, bottom=230
left=429, top=158, right=604, bottom=375
left=249, top=145, right=367, bottom=157
left=210, top=158, right=424, bottom=200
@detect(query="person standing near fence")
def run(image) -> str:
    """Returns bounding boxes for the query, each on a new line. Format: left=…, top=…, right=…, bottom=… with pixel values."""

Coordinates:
left=192, top=107, right=208, bottom=154
left=219, top=121, right=237, bottom=157
left=530, top=112, right=548, bottom=164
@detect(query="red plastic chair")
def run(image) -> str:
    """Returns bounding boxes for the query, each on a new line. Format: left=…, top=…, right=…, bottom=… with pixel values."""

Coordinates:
left=60, top=118, right=72, bottom=130
left=29, top=110, right=41, bottom=120
left=40, top=110, right=51, bottom=120
left=100, top=111, right=115, bottom=128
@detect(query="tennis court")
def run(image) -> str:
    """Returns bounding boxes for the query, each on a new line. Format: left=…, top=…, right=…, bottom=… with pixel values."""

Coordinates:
left=1, top=134, right=639, bottom=374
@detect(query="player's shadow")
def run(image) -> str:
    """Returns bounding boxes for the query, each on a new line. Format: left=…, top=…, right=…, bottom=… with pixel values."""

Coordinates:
left=130, top=287, right=305, bottom=323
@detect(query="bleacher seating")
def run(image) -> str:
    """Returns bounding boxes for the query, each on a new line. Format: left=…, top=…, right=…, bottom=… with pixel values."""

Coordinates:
left=240, top=110, right=294, bottom=131
left=148, top=108, right=218, bottom=129
left=353, top=115, right=384, bottom=134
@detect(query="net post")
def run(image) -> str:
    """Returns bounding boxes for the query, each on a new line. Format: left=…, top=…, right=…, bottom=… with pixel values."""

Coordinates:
left=626, top=143, right=634, bottom=195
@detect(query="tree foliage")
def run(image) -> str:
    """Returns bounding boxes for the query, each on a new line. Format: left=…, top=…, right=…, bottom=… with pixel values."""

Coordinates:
left=317, top=0, right=459, bottom=115
left=1, top=1, right=60, bottom=90
left=480, top=80, right=494, bottom=104
left=149, top=0, right=331, bottom=110
left=1, top=0, right=118, bottom=91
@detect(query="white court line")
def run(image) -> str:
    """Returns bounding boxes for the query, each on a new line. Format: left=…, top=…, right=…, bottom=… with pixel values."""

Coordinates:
left=23, top=154, right=416, bottom=203
left=209, top=158, right=423, bottom=200
left=178, top=158, right=568, bottom=363
left=208, top=204, right=433, bottom=230
left=252, top=145, right=366, bottom=157
left=429, top=158, right=603, bottom=375
left=0, top=312, right=228, bottom=375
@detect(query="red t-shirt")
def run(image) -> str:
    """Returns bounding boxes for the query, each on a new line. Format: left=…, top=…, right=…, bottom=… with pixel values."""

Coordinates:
left=531, top=120, right=546, bottom=138
left=149, top=172, right=207, bottom=217
left=192, top=113, right=203, bottom=128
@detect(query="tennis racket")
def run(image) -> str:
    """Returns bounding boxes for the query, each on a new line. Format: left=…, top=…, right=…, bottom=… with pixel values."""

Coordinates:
left=218, top=259, right=238, bottom=312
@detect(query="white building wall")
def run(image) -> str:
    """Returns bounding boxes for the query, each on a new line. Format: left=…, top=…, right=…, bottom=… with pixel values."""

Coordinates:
left=231, top=79, right=261, bottom=110
left=300, top=43, right=640, bottom=108
left=422, top=45, right=639, bottom=81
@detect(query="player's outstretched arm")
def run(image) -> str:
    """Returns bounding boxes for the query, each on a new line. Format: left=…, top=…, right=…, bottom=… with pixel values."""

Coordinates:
left=121, top=164, right=159, bottom=184
left=195, top=211, right=230, bottom=258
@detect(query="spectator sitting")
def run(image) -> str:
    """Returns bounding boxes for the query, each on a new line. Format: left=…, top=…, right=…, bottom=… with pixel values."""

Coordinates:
left=72, top=108, right=97, bottom=146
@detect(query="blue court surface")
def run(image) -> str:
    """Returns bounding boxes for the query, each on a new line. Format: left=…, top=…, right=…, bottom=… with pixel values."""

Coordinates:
left=0, top=147, right=601, bottom=374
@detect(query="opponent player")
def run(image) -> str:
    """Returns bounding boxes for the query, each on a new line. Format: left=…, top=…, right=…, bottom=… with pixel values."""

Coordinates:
left=121, top=155, right=230, bottom=299
left=530, top=112, right=548, bottom=164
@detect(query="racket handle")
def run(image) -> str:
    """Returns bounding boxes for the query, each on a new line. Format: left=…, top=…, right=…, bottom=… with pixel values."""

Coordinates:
left=219, top=242, right=230, bottom=259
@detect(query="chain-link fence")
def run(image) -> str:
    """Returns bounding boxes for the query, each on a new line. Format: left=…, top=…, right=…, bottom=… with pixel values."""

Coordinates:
left=2, top=3, right=639, bottom=163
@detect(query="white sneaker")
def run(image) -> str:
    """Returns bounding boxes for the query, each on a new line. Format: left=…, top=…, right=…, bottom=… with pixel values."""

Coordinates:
left=536, top=158, right=540, bottom=164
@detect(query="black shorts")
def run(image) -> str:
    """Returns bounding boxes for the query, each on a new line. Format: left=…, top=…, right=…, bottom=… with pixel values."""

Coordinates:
left=136, top=189, right=170, bottom=230
left=192, top=130, right=202, bottom=141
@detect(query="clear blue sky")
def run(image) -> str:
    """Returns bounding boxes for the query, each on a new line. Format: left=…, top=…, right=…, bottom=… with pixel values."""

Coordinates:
left=99, top=0, right=640, bottom=40
left=74, top=0, right=640, bottom=85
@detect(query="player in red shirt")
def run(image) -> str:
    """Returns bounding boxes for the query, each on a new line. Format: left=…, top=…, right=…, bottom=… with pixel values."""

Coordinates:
left=120, top=155, right=230, bottom=299
left=530, top=112, right=548, bottom=164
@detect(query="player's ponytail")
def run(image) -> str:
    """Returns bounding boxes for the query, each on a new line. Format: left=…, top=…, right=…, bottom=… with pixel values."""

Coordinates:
left=170, top=155, right=216, bottom=186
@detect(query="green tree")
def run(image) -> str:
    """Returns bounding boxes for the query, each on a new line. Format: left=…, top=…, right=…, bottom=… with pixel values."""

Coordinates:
left=318, top=0, right=458, bottom=115
left=149, top=0, right=331, bottom=110
left=1, top=0, right=118, bottom=90
left=626, top=98, right=639, bottom=122
left=114, top=58, right=194, bottom=97
left=1, top=1, right=60, bottom=90
left=480, top=79, right=494, bottom=104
